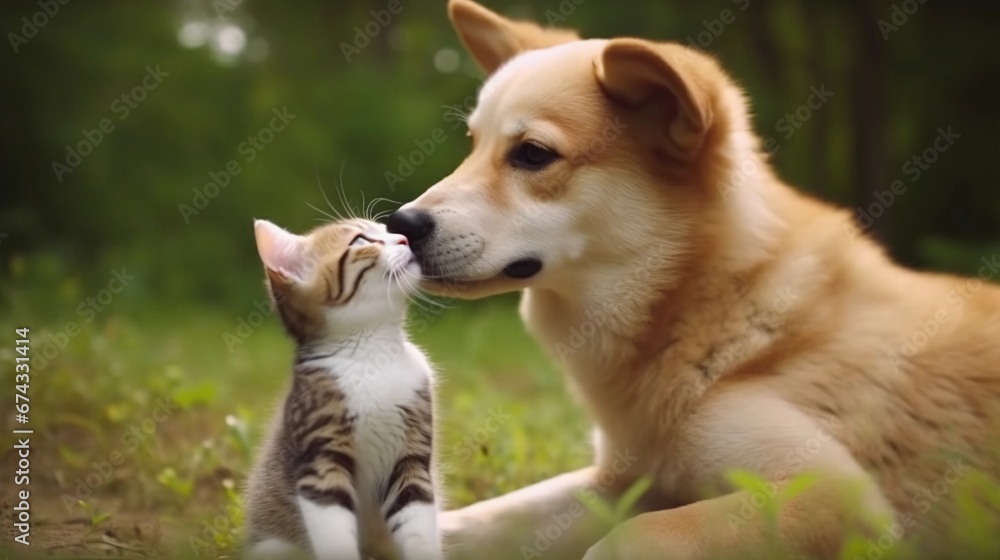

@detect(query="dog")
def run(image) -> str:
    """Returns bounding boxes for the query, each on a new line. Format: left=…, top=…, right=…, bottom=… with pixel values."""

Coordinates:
left=385, top=1, right=1000, bottom=558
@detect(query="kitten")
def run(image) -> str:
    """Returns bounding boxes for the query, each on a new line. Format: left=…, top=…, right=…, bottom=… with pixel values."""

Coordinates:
left=244, top=218, right=441, bottom=560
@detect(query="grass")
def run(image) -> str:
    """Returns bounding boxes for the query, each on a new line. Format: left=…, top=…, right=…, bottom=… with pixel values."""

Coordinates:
left=2, top=269, right=1000, bottom=559
left=0, top=283, right=591, bottom=558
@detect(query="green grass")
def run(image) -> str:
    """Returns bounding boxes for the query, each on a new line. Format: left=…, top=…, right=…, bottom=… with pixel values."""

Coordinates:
left=0, top=287, right=591, bottom=558
left=3, top=273, right=1000, bottom=559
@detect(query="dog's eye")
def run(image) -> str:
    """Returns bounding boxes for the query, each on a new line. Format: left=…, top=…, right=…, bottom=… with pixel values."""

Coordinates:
left=509, top=141, right=559, bottom=170
left=350, top=234, right=371, bottom=247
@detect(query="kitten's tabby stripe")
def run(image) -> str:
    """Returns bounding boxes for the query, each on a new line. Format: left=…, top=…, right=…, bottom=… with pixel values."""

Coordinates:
left=326, top=249, right=350, bottom=304
left=380, top=387, right=436, bottom=527
left=385, top=483, right=434, bottom=521
left=313, top=448, right=357, bottom=477
left=292, top=364, right=328, bottom=376
left=301, top=413, right=339, bottom=437
left=338, top=261, right=377, bottom=304
left=385, top=454, right=431, bottom=498
left=298, top=484, right=356, bottom=511
left=295, top=352, right=337, bottom=365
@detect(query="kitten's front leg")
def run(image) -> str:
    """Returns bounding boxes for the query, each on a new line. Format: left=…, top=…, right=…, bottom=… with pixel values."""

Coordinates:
left=382, top=455, right=441, bottom=560
left=383, top=385, right=441, bottom=560
left=297, top=482, right=361, bottom=560
left=293, top=430, right=362, bottom=559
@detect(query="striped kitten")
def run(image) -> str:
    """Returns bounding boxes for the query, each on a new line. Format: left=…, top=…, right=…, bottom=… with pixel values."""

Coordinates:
left=244, top=218, right=441, bottom=560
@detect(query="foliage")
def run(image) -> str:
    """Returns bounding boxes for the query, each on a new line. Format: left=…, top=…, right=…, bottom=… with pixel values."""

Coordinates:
left=1, top=0, right=998, bottom=557
left=1, top=0, right=998, bottom=310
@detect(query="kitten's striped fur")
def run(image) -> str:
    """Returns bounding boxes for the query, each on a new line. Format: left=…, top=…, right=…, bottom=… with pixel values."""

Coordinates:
left=244, top=219, right=441, bottom=560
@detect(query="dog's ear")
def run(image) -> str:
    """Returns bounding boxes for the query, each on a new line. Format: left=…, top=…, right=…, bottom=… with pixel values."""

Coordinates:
left=448, top=0, right=579, bottom=74
left=595, top=39, right=715, bottom=161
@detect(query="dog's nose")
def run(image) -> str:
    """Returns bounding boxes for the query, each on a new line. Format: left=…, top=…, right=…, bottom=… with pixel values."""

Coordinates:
left=386, top=209, right=435, bottom=247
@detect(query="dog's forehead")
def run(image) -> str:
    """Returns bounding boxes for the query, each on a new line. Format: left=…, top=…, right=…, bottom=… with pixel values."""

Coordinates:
left=469, top=39, right=607, bottom=130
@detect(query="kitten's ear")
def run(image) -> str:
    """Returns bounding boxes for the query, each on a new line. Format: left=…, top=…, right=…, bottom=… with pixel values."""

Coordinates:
left=254, top=220, right=309, bottom=283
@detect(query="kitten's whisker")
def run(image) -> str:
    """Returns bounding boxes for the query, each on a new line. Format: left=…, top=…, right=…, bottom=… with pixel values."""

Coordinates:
left=398, top=269, right=454, bottom=309
left=317, top=171, right=348, bottom=221
left=365, top=196, right=381, bottom=222
left=367, top=196, right=403, bottom=223
left=307, top=202, right=340, bottom=222
left=399, top=276, right=437, bottom=315
left=335, top=161, right=360, bottom=219
left=396, top=274, right=429, bottom=315
left=442, top=104, right=470, bottom=124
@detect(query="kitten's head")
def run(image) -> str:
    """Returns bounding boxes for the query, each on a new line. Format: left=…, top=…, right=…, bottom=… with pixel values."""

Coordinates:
left=253, top=218, right=420, bottom=342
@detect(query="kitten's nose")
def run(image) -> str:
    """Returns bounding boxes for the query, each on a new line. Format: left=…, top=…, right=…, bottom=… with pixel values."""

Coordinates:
left=386, top=209, right=435, bottom=248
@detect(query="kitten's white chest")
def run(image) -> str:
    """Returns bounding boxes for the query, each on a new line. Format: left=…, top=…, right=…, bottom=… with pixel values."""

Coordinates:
left=322, top=340, right=433, bottom=490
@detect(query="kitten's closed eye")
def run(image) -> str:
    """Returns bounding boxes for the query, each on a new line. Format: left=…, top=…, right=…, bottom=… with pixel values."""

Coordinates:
left=350, top=234, right=373, bottom=247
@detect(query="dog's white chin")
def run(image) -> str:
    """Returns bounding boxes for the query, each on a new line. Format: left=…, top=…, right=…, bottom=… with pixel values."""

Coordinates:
left=419, top=273, right=533, bottom=300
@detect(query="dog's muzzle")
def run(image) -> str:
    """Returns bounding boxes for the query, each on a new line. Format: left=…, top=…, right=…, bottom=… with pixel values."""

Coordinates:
left=386, top=209, right=435, bottom=250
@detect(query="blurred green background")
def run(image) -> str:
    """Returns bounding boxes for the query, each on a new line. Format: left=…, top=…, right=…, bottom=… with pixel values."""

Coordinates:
left=2, top=0, right=999, bottom=307
left=0, top=0, right=998, bottom=557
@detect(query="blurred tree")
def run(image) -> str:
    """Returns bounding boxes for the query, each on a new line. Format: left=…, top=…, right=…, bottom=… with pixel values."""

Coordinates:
left=0, top=0, right=997, bottom=310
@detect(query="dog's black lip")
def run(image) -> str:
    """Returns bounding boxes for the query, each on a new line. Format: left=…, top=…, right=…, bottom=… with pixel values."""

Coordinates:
left=502, top=257, right=542, bottom=279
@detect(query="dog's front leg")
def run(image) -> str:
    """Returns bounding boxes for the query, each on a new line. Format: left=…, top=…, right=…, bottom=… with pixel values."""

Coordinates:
left=442, top=466, right=623, bottom=560
left=582, top=391, right=897, bottom=560
left=581, top=470, right=894, bottom=560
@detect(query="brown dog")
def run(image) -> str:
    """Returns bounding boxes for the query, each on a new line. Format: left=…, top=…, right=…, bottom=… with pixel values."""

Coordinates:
left=385, top=1, right=1000, bottom=558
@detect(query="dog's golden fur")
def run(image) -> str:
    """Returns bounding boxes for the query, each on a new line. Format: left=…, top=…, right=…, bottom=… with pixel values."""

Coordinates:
left=406, top=1, right=1000, bottom=558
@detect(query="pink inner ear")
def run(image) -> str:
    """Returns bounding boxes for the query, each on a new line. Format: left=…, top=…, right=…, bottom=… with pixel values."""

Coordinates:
left=254, top=220, right=309, bottom=281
